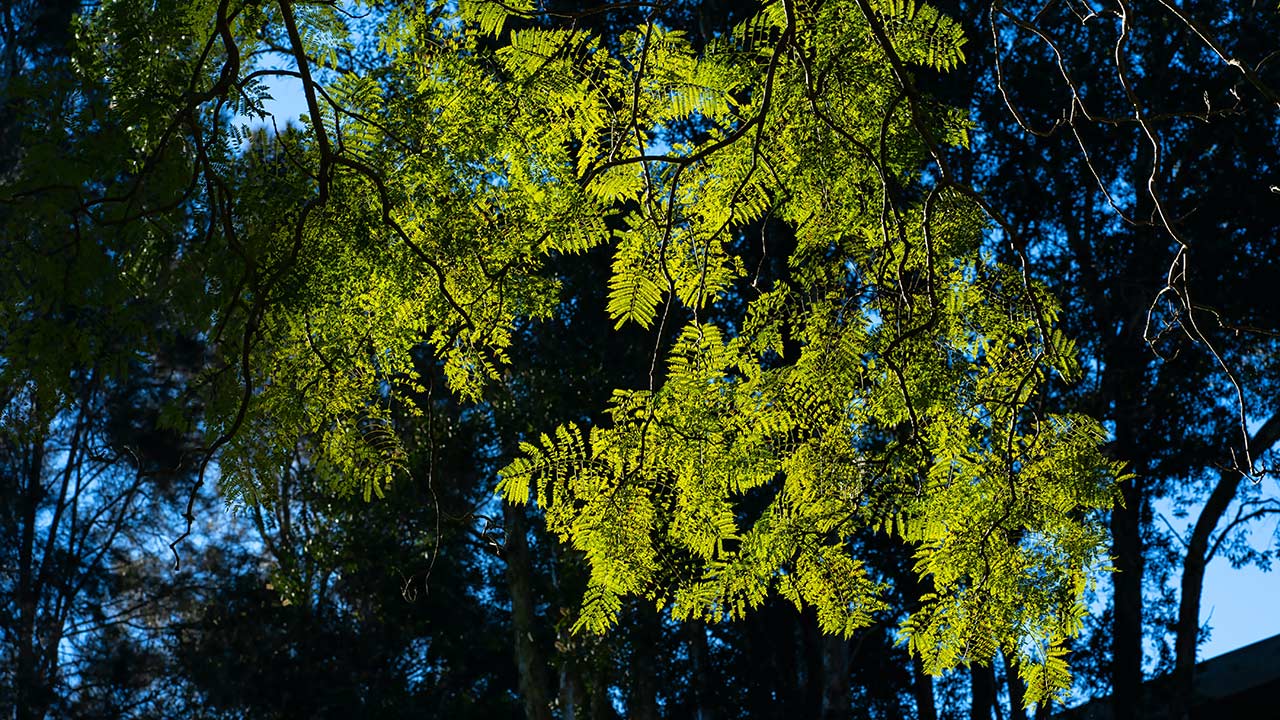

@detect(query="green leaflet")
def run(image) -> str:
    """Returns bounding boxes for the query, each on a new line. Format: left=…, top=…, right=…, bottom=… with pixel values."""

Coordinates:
left=872, top=0, right=968, bottom=71
left=492, top=0, right=1119, bottom=709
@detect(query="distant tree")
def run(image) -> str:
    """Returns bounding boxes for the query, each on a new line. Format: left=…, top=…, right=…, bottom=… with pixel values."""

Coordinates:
left=0, top=2, right=257, bottom=715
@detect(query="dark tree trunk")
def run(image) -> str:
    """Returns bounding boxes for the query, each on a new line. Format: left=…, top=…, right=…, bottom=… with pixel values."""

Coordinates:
left=504, top=502, right=555, bottom=720
left=970, top=663, right=996, bottom=720
left=744, top=605, right=804, bottom=720
left=589, top=658, right=620, bottom=720
left=912, top=655, right=938, bottom=720
left=769, top=605, right=803, bottom=720
left=1105, top=331, right=1153, bottom=720
left=560, top=662, right=584, bottom=720
left=744, top=616, right=776, bottom=718
left=15, top=432, right=47, bottom=720
left=684, top=620, right=719, bottom=720
left=819, top=633, right=850, bottom=720
left=801, top=610, right=824, bottom=718
left=1110, top=467, right=1146, bottom=720
left=1002, top=651, right=1029, bottom=720
left=629, top=606, right=660, bottom=720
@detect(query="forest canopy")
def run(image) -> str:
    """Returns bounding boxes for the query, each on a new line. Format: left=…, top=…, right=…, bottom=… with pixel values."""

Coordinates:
left=3, top=1, right=1279, bottom=719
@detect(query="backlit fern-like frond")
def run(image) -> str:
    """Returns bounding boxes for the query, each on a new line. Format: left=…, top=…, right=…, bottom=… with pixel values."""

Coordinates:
left=870, top=0, right=968, bottom=71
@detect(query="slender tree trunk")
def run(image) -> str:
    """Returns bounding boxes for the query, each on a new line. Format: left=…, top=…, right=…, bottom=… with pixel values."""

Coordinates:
left=744, top=616, right=775, bottom=717
left=1171, top=410, right=1280, bottom=720
left=800, top=610, right=824, bottom=718
left=819, top=633, right=850, bottom=720
left=970, top=663, right=996, bottom=720
left=1002, top=651, right=1029, bottom=720
left=630, top=663, right=658, bottom=720
left=16, top=431, right=47, bottom=720
left=779, top=608, right=804, bottom=720
left=559, top=662, right=583, bottom=720
left=629, top=606, right=660, bottom=720
left=1110, top=474, right=1146, bottom=720
left=684, top=620, right=719, bottom=720
left=589, top=658, right=619, bottom=720
left=1106, top=336, right=1152, bottom=720
left=504, top=502, right=554, bottom=720
left=752, top=604, right=802, bottom=720
left=912, top=655, right=938, bottom=720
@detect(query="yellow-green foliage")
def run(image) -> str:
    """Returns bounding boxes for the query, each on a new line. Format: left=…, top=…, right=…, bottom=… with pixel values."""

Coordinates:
left=485, top=0, right=1119, bottom=709
left=194, top=0, right=1117, bottom=708
left=216, top=4, right=608, bottom=504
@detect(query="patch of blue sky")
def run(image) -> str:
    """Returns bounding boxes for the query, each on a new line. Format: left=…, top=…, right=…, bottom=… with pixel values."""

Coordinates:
left=248, top=70, right=311, bottom=129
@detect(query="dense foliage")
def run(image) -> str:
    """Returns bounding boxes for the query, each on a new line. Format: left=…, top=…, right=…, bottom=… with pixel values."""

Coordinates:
left=2, top=1, right=1277, bottom=719
left=491, top=4, right=1115, bottom=700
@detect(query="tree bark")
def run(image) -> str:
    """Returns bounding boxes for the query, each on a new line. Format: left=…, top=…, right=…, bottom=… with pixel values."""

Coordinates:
left=1170, top=409, right=1280, bottom=720
left=684, top=620, right=719, bottom=720
left=912, top=655, right=938, bottom=720
left=1002, top=650, right=1029, bottom=720
left=15, top=425, right=48, bottom=720
left=559, top=662, right=583, bottom=720
left=1110, top=476, right=1146, bottom=720
left=629, top=605, right=660, bottom=720
left=1105, top=328, right=1152, bottom=720
left=744, top=616, right=775, bottom=718
left=970, top=663, right=996, bottom=720
left=819, top=633, right=850, bottom=720
left=800, top=610, right=824, bottom=718
left=589, top=657, right=620, bottom=720
left=504, top=501, right=555, bottom=720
